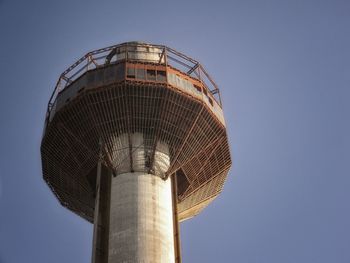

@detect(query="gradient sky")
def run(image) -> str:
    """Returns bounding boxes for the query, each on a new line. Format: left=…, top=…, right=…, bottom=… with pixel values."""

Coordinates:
left=0, top=0, right=349, bottom=262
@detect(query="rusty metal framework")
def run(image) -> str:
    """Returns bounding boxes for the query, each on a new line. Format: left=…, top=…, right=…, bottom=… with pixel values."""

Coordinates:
left=41, top=42, right=231, bottom=222
left=47, top=42, right=221, bottom=123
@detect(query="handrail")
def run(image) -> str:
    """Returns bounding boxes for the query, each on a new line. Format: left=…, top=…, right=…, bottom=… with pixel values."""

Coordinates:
left=46, top=42, right=222, bottom=124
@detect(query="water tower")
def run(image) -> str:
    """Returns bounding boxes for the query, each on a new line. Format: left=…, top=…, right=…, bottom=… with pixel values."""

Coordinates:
left=41, top=42, right=231, bottom=262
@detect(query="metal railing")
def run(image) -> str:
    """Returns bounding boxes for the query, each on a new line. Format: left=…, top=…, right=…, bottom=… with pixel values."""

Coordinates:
left=47, top=42, right=221, bottom=119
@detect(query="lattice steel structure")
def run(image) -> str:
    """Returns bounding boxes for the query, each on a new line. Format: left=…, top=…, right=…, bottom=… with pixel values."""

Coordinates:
left=41, top=42, right=232, bottom=262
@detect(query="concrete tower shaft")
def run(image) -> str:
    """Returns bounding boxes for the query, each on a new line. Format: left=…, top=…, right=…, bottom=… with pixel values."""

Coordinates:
left=108, top=173, right=174, bottom=262
left=92, top=134, right=176, bottom=262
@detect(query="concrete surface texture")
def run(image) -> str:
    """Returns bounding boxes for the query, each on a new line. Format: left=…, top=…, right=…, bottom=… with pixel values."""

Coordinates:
left=108, top=172, right=175, bottom=262
left=107, top=134, right=174, bottom=262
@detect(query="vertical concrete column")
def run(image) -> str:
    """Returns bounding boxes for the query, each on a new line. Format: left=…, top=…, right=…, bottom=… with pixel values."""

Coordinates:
left=92, top=164, right=112, bottom=263
left=107, top=134, right=175, bottom=262
left=108, top=172, right=175, bottom=262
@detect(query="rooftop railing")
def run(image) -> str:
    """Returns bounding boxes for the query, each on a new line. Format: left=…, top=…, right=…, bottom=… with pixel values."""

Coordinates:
left=47, top=42, right=221, bottom=118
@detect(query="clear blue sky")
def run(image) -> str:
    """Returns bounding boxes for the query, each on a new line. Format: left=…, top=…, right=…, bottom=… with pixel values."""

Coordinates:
left=0, top=0, right=349, bottom=262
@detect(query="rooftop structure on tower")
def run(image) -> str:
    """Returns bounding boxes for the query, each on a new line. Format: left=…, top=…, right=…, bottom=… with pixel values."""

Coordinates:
left=41, top=41, right=232, bottom=262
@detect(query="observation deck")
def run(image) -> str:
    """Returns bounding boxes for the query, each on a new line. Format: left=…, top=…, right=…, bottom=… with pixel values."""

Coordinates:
left=46, top=42, right=225, bottom=126
left=41, top=42, right=232, bottom=222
